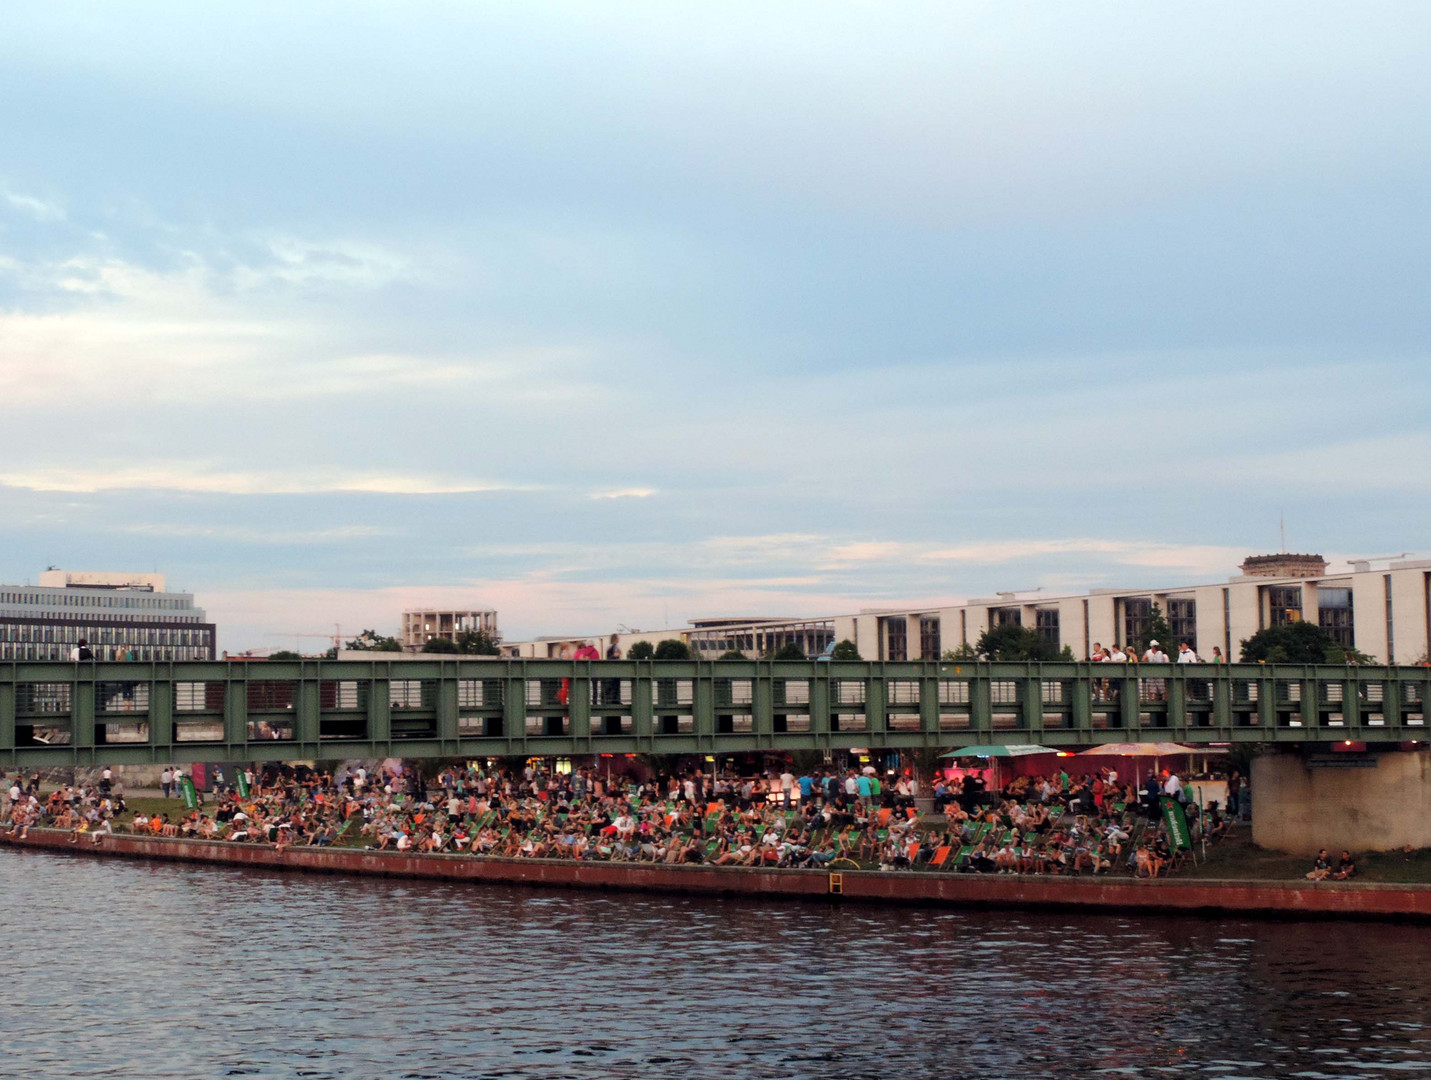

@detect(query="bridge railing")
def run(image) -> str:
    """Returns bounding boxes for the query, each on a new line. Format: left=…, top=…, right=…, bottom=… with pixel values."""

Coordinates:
left=0, top=659, right=1426, bottom=766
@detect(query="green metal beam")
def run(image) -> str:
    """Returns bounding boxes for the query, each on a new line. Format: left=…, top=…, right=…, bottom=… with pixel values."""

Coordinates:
left=0, top=658, right=1426, bottom=768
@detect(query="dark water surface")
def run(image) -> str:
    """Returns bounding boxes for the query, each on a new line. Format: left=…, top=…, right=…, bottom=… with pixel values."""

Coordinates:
left=2, top=849, right=1429, bottom=1079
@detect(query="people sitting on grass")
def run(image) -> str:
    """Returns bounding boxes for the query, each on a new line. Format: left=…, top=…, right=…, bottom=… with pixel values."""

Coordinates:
left=2, top=762, right=1223, bottom=880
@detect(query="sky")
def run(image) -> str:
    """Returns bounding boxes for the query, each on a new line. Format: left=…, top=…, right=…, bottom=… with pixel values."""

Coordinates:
left=2, top=3, right=1428, bottom=652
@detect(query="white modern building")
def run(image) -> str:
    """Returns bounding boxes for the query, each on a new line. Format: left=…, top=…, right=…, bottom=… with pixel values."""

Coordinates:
left=500, top=617, right=835, bottom=660
left=0, top=570, right=214, bottom=661
left=836, top=553, right=1430, bottom=664
left=496, top=552, right=1430, bottom=666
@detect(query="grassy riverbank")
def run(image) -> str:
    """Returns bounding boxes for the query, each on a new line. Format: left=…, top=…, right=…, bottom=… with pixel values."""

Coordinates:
left=1177, top=828, right=1431, bottom=884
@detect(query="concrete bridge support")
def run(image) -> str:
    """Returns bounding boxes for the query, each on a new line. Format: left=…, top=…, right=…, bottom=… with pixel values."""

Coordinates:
left=1252, top=750, right=1431, bottom=856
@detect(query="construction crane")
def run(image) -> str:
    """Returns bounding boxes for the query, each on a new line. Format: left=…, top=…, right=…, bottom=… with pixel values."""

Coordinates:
left=265, top=624, right=345, bottom=655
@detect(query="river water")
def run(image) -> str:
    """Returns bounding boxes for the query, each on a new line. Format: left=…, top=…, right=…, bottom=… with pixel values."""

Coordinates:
left=2, top=849, right=1428, bottom=1079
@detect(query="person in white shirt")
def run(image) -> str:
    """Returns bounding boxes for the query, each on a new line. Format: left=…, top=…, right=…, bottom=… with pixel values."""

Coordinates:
left=1142, top=640, right=1169, bottom=701
left=1177, top=642, right=1199, bottom=663
left=778, top=770, right=795, bottom=807
left=1162, top=770, right=1183, bottom=800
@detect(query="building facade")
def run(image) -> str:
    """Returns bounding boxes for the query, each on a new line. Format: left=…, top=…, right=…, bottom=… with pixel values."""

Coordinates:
left=836, top=554, right=1431, bottom=665
left=501, top=617, right=836, bottom=660
left=0, top=570, right=214, bottom=661
left=401, top=609, right=499, bottom=651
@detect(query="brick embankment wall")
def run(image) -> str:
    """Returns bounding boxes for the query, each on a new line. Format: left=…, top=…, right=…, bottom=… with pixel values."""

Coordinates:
left=6, top=830, right=1431, bottom=921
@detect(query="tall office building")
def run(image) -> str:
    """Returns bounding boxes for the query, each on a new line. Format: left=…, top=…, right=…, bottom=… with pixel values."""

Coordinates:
left=0, top=570, right=215, bottom=661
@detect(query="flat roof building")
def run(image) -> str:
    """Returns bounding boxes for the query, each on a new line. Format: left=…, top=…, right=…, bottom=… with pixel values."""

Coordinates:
left=496, top=551, right=1430, bottom=667
left=838, top=553, right=1431, bottom=665
left=500, top=616, right=836, bottom=660
left=0, top=569, right=214, bottom=661
left=401, top=609, right=499, bottom=652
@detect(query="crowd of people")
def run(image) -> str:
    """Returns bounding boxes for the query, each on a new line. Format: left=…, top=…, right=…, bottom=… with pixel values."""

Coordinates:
left=1, top=759, right=1233, bottom=879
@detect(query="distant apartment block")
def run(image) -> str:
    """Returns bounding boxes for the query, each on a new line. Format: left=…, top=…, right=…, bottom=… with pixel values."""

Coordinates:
left=0, top=570, right=215, bottom=661
left=401, top=609, right=499, bottom=651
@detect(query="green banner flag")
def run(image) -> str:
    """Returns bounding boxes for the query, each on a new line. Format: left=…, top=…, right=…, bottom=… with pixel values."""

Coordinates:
left=236, top=770, right=250, bottom=798
left=179, top=775, right=199, bottom=810
left=1160, top=795, right=1191, bottom=851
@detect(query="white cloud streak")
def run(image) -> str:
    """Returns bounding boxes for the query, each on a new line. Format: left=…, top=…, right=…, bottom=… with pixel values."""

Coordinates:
left=0, top=465, right=544, bottom=496
left=3, top=188, right=65, bottom=222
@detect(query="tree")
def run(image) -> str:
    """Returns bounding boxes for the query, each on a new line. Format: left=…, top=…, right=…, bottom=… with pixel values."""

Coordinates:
left=1136, top=604, right=1173, bottom=655
left=771, top=642, right=807, bottom=660
left=345, top=629, right=402, bottom=652
left=1331, top=643, right=1379, bottom=665
left=456, top=630, right=501, bottom=655
left=971, top=624, right=1061, bottom=662
left=717, top=649, right=747, bottom=660
left=830, top=639, right=862, bottom=661
left=421, top=637, right=460, bottom=653
left=268, top=649, right=301, bottom=661
left=1240, top=622, right=1335, bottom=663
left=942, top=642, right=979, bottom=662
left=653, top=639, right=691, bottom=660
left=627, top=641, right=655, bottom=660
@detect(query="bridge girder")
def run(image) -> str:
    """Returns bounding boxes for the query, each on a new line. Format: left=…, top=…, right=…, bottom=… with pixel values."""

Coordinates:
left=0, top=659, right=1426, bottom=767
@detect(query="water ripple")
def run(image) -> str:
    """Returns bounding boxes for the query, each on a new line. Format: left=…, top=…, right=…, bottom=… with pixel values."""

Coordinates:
left=1, top=849, right=1429, bottom=1078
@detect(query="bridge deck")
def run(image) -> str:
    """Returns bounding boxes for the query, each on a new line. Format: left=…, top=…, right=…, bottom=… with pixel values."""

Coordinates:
left=0, top=660, right=1426, bottom=766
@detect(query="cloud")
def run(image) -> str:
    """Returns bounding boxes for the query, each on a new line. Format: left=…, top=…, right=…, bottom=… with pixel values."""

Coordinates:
left=0, top=465, right=544, bottom=496
left=459, top=533, right=1249, bottom=593
left=590, top=487, right=656, bottom=500
left=3, top=189, right=65, bottom=222
left=230, top=237, right=412, bottom=292
left=0, top=246, right=604, bottom=409
left=117, top=522, right=393, bottom=544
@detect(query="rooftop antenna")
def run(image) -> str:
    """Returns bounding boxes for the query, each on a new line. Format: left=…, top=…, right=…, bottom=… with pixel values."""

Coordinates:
left=1279, top=512, right=1286, bottom=553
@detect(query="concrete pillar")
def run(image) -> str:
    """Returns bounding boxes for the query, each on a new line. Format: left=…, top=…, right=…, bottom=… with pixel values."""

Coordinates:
left=1251, top=751, right=1431, bottom=855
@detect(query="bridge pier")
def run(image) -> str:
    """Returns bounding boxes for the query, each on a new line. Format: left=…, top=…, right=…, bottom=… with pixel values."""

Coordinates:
left=1252, top=749, right=1431, bottom=855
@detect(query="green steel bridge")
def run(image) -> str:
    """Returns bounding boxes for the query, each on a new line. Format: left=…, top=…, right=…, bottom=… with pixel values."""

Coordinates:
left=1, top=659, right=1427, bottom=767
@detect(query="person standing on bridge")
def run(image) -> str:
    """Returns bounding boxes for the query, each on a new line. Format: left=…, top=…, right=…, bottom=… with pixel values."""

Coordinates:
left=1142, top=641, right=1169, bottom=701
left=602, top=635, right=622, bottom=706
